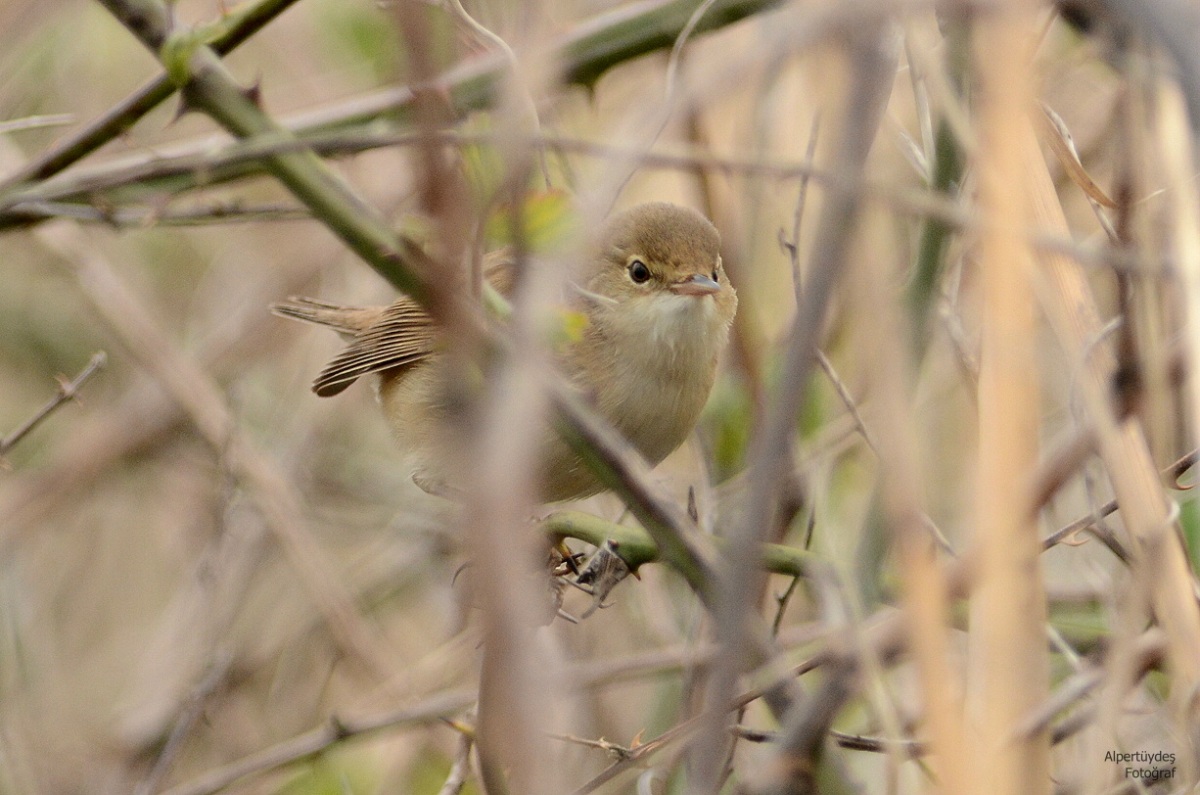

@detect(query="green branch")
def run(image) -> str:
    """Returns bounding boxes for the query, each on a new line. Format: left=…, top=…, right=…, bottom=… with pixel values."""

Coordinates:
left=2, top=0, right=782, bottom=230
left=94, top=0, right=433, bottom=302
left=543, top=509, right=817, bottom=580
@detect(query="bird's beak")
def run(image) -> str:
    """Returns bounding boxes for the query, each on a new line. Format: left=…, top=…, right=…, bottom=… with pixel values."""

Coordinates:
left=669, top=273, right=721, bottom=296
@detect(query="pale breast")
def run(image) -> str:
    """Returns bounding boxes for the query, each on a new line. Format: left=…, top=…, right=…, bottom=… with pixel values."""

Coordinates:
left=569, top=292, right=730, bottom=466
left=378, top=291, right=731, bottom=502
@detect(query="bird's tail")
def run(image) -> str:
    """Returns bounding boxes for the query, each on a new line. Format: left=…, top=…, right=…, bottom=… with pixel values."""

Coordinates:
left=270, top=297, right=377, bottom=335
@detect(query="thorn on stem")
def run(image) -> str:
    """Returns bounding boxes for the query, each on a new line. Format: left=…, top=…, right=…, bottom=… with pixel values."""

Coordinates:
left=242, top=78, right=263, bottom=109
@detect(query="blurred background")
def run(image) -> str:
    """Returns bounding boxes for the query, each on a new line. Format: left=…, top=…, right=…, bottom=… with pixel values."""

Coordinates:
left=1, top=0, right=1197, bottom=793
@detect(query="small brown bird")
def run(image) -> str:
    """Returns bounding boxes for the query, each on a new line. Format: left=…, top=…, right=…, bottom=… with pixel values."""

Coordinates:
left=272, top=202, right=737, bottom=501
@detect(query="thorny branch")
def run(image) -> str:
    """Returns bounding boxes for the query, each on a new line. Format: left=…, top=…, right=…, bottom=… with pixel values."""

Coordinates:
left=0, top=351, right=107, bottom=458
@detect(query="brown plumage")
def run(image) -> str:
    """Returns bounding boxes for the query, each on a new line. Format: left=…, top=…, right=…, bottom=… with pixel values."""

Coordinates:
left=272, top=202, right=737, bottom=501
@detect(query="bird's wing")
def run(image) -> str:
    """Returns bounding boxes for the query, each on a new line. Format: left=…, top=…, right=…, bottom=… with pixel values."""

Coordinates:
left=279, top=251, right=517, bottom=397
left=311, top=298, right=439, bottom=396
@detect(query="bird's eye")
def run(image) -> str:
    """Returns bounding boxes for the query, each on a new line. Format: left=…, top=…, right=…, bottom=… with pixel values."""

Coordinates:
left=711, top=268, right=720, bottom=282
left=628, top=259, right=652, bottom=284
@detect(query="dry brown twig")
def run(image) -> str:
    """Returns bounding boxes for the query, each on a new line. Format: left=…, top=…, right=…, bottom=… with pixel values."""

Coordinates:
left=156, top=689, right=478, bottom=795
left=3, top=127, right=1165, bottom=280
left=133, top=652, right=235, bottom=795
left=152, top=622, right=825, bottom=795
left=436, top=728, right=476, bottom=795
left=1014, top=629, right=1166, bottom=745
left=0, top=262, right=314, bottom=555
left=0, top=350, right=106, bottom=459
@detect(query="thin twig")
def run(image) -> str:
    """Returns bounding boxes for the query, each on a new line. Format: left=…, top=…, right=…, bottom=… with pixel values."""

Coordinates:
left=1040, top=445, right=1199, bottom=553
left=0, top=128, right=1178, bottom=283
left=546, top=733, right=635, bottom=760
left=757, top=657, right=860, bottom=795
left=0, top=240, right=333, bottom=555
left=771, top=575, right=803, bottom=637
left=0, top=114, right=76, bottom=136
left=607, top=0, right=726, bottom=202
left=0, top=0, right=304, bottom=188
left=1013, top=629, right=1165, bottom=742
left=568, top=715, right=703, bottom=795
left=732, top=725, right=928, bottom=757
left=436, top=730, right=476, bottom=795
left=815, top=349, right=877, bottom=454
left=155, top=625, right=823, bottom=795
left=134, top=652, right=234, bottom=795
left=37, top=223, right=397, bottom=680
left=789, top=113, right=821, bottom=305
left=0, top=351, right=106, bottom=457
left=9, top=200, right=309, bottom=227
left=158, top=690, right=478, bottom=795
left=830, top=730, right=926, bottom=756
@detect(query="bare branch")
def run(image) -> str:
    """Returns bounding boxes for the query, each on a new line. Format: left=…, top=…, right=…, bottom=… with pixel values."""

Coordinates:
left=0, top=0, right=303, bottom=188
left=0, top=351, right=106, bottom=458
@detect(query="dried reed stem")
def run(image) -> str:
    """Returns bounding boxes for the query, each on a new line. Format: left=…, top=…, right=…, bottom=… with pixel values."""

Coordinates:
left=966, top=3, right=1051, bottom=793
left=858, top=197, right=971, bottom=794
left=1010, top=41, right=1200, bottom=792
left=1029, top=111, right=1200, bottom=690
